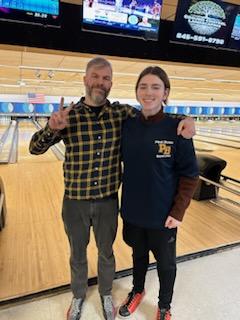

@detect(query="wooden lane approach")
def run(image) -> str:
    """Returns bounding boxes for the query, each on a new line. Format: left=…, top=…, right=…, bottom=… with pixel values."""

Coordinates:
left=0, top=123, right=240, bottom=301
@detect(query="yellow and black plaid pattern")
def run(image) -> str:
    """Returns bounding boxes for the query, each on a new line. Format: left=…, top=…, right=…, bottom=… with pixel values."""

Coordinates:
left=29, top=99, right=136, bottom=200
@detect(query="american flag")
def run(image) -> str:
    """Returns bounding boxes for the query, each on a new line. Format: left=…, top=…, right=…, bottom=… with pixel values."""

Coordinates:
left=27, top=93, right=45, bottom=104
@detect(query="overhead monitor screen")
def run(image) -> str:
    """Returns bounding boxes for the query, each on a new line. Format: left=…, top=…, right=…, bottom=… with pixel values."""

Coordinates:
left=228, top=12, right=240, bottom=50
left=171, top=0, right=238, bottom=49
left=82, top=0, right=162, bottom=40
left=0, top=0, right=60, bottom=26
left=0, top=0, right=58, bottom=14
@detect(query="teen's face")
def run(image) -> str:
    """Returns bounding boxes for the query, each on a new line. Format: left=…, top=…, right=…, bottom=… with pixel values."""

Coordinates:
left=84, top=65, right=112, bottom=106
left=136, top=74, right=169, bottom=114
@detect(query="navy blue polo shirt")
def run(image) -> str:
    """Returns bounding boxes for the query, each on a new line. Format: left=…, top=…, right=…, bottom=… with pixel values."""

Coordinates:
left=121, top=114, right=199, bottom=229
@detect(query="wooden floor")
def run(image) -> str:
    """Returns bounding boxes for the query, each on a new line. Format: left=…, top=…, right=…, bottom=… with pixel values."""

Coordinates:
left=0, top=121, right=239, bottom=302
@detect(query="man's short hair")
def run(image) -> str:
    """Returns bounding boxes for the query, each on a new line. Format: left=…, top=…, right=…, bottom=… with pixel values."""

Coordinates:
left=86, top=57, right=112, bottom=74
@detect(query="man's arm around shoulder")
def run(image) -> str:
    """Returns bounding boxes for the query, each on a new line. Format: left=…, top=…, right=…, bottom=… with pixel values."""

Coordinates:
left=167, top=113, right=196, bottom=139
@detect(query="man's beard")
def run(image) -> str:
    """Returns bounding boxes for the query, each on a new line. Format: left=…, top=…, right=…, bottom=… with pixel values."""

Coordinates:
left=87, top=86, right=110, bottom=105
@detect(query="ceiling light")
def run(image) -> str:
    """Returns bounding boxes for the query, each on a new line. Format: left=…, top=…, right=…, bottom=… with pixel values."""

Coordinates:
left=213, top=79, right=240, bottom=83
left=172, top=86, right=189, bottom=89
left=35, top=70, right=41, bottom=78
left=170, top=76, right=206, bottom=81
left=20, top=65, right=85, bottom=73
left=48, top=70, right=54, bottom=79
left=193, top=88, right=220, bottom=91
left=0, top=84, right=20, bottom=87
left=17, top=80, right=26, bottom=86
left=191, top=92, right=231, bottom=96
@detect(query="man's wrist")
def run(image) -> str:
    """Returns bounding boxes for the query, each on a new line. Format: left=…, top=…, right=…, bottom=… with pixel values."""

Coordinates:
left=46, top=122, right=59, bottom=135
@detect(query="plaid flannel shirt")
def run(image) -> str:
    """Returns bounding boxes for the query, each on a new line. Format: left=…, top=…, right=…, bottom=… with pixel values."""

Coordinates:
left=29, top=98, right=136, bottom=200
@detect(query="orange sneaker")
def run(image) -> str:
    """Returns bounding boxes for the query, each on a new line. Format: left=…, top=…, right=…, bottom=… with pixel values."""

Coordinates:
left=118, top=290, right=145, bottom=317
left=156, top=307, right=171, bottom=320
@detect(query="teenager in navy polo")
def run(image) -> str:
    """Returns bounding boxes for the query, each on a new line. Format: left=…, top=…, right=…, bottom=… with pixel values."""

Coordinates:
left=119, top=66, right=199, bottom=320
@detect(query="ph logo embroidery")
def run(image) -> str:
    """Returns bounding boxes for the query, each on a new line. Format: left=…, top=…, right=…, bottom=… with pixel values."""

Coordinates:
left=155, top=140, right=173, bottom=158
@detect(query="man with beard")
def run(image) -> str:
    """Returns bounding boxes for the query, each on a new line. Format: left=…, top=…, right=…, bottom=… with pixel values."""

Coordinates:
left=29, top=57, right=195, bottom=320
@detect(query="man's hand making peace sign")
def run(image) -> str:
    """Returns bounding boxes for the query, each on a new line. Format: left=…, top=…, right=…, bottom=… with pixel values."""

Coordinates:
left=48, top=97, right=74, bottom=130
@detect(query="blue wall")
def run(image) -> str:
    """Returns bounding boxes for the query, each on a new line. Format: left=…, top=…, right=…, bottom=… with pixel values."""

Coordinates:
left=0, top=102, right=59, bottom=115
left=0, top=102, right=239, bottom=117
left=164, top=105, right=240, bottom=116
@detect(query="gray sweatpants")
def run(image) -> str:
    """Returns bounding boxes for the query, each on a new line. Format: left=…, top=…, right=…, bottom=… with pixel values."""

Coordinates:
left=62, top=197, right=118, bottom=299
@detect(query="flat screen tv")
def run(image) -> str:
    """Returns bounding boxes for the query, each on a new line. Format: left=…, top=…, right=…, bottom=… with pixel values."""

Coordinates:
left=0, top=0, right=60, bottom=27
left=228, top=11, right=240, bottom=51
left=82, top=0, right=162, bottom=40
left=171, top=0, right=238, bottom=49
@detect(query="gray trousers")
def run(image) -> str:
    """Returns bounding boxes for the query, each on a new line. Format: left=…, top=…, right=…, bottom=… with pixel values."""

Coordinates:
left=62, top=197, right=118, bottom=299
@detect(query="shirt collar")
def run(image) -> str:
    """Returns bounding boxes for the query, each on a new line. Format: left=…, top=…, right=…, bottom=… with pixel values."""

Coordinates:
left=78, top=97, right=111, bottom=113
left=140, top=107, right=165, bottom=124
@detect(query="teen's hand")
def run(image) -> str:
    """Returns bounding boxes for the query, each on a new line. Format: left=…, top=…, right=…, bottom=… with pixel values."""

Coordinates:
left=177, top=117, right=196, bottom=139
left=165, top=216, right=181, bottom=229
left=48, top=97, right=73, bottom=130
